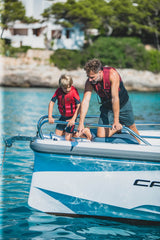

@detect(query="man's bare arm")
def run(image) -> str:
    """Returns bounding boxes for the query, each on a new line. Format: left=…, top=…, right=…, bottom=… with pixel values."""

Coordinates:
left=110, top=69, right=122, bottom=131
left=78, top=81, right=93, bottom=133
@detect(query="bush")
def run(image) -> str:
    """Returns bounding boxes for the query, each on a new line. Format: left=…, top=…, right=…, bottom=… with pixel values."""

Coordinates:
left=50, top=49, right=82, bottom=70
left=1, top=43, right=31, bottom=57
left=50, top=37, right=160, bottom=72
left=83, top=37, right=149, bottom=70
left=0, top=39, right=5, bottom=55
left=147, top=49, right=160, bottom=73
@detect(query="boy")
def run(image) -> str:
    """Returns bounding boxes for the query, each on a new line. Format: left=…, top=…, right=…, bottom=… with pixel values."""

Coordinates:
left=48, top=74, right=80, bottom=141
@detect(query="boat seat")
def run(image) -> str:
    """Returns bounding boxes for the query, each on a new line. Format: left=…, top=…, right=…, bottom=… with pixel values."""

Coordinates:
left=91, top=129, right=139, bottom=144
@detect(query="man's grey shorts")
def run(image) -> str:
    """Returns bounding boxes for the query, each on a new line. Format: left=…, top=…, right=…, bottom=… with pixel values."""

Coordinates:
left=98, top=100, right=135, bottom=126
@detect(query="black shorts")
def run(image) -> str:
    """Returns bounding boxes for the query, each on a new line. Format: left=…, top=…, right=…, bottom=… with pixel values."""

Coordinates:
left=99, top=100, right=135, bottom=126
left=56, top=116, right=75, bottom=133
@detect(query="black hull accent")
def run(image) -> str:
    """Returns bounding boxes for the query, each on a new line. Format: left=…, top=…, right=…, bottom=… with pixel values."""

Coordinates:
left=46, top=212, right=160, bottom=226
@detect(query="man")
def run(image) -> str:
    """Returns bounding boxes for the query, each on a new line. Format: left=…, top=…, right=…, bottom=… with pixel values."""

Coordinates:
left=77, top=58, right=139, bottom=139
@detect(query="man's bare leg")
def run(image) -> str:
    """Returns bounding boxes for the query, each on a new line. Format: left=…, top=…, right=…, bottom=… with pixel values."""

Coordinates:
left=97, top=127, right=117, bottom=137
left=97, top=123, right=140, bottom=143
left=127, top=123, right=140, bottom=143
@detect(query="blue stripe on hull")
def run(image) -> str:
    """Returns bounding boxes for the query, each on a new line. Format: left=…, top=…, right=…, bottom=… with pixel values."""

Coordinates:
left=37, top=187, right=160, bottom=222
left=34, top=152, right=160, bottom=173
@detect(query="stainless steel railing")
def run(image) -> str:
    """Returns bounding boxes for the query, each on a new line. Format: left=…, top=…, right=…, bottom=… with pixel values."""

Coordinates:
left=37, top=115, right=152, bottom=145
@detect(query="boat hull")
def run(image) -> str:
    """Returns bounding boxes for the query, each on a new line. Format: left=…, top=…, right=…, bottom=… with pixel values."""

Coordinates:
left=28, top=150, right=160, bottom=224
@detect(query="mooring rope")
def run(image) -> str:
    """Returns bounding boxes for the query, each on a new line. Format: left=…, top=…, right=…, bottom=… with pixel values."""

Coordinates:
left=1, top=135, right=35, bottom=173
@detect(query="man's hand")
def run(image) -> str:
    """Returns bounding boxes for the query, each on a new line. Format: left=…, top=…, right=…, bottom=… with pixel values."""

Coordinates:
left=77, top=122, right=85, bottom=137
left=112, top=121, right=122, bottom=131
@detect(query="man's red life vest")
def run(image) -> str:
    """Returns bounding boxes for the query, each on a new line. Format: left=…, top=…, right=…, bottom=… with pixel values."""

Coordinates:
left=91, top=67, right=129, bottom=109
left=51, top=86, right=80, bottom=117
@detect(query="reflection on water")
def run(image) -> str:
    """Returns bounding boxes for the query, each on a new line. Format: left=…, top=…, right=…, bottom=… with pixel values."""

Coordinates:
left=1, top=87, right=160, bottom=239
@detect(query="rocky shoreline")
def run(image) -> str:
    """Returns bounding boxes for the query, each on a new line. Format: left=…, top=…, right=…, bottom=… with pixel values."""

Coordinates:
left=0, top=55, right=160, bottom=91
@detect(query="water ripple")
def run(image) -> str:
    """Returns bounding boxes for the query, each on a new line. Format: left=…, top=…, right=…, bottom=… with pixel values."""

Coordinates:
left=1, top=88, right=160, bottom=239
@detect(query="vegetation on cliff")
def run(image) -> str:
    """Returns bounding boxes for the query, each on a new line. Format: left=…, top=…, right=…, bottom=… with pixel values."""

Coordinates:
left=50, top=37, right=160, bottom=73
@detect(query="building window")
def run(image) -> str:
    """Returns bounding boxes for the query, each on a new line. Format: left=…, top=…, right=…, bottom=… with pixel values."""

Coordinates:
left=51, top=30, right=62, bottom=39
left=66, top=30, right=70, bottom=39
left=33, top=28, right=41, bottom=36
left=13, top=29, right=28, bottom=35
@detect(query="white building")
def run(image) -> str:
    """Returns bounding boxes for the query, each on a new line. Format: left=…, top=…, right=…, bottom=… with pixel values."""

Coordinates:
left=2, top=0, right=85, bottom=50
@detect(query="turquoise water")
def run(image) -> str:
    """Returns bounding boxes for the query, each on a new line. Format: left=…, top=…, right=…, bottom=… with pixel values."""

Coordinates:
left=1, top=87, right=160, bottom=239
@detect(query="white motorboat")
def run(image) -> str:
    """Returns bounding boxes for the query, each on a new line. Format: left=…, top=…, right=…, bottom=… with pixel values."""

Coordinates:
left=4, top=115, right=160, bottom=224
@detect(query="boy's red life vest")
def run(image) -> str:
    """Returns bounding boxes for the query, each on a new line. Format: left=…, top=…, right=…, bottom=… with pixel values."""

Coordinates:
left=51, top=86, right=80, bottom=117
left=91, top=67, right=129, bottom=109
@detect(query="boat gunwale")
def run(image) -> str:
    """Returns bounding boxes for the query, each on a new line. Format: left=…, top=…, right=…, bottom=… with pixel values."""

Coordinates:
left=30, top=137, right=160, bottom=162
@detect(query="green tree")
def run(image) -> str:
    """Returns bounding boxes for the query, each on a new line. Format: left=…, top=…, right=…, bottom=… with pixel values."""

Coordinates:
left=107, top=0, right=160, bottom=49
left=133, top=0, right=160, bottom=50
left=107, top=0, right=138, bottom=36
left=0, top=0, right=25, bottom=38
left=42, top=0, right=112, bottom=44
left=0, top=0, right=38, bottom=38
